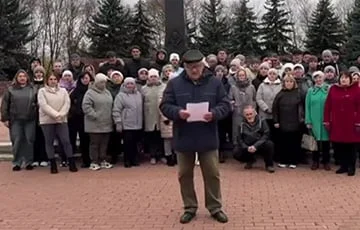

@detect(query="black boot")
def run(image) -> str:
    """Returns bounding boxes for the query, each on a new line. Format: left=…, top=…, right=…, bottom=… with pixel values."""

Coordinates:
left=219, top=152, right=225, bottom=163
left=166, top=155, right=175, bottom=167
left=68, top=157, right=78, bottom=172
left=50, top=159, right=58, bottom=174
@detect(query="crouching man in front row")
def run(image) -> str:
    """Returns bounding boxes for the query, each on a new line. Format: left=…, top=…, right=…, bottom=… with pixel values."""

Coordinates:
left=233, top=105, right=275, bottom=173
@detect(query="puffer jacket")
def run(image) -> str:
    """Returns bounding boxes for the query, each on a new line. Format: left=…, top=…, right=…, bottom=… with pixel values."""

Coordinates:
left=112, top=85, right=143, bottom=131
left=236, top=116, right=270, bottom=149
left=142, top=82, right=165, bottom=132
left=256, top=78, right=282, bottom=120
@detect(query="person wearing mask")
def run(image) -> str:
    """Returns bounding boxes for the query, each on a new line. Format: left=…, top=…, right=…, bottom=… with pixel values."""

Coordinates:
left=136, top=68, right=148, bottom=91
left=158, top=65, right=176, bottom=166
left=99, top=51, right=126, bottom=76
left=229, top=68, right=256, bottom=153
left=150, top=49, right=168, bottom=72
left=169, top=53, right=184, bottom=78
left=106, top=70, right=124, bottom=164
left=31, top=66, right=48, bottom=167
left=256, top=68, right=282, bottom=160
left=142, top=68, right=166, bottom=165
left=160, top=49, right=231, bottom=224
left=37, top=74, right=78, bottom=174
left=69, top=72, right=93, bottom=168
left=67, top=53, right=85, bottom=80
left=113, top=77, right=143, bottom=168
left=272, top=74, right=303, bottom=169
left=215, top=65, right=231, bottom=163
left=324, top=65, right=338, bottom=85
left=82, top=73, right=113, bottom=171
left=234, top=105, right=275, bottom=173
left=252, top=62, right=270, bottom=90
left=305, top=71, right=331, bottom=171
left=1, top=70, right=37, bottom=171
left=324, top=72, right=360, bottom=176
left=125, top=46, right=150, bottom=78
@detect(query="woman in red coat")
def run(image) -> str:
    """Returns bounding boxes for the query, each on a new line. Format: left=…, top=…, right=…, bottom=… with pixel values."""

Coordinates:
left=324, top=72, right=360, bottom=176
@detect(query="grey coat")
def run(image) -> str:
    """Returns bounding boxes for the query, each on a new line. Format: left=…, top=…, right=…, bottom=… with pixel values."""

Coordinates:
left=113, top=85, right=143, bottom=131
left=82, top=85, right=113, bottom=133
left=228, top=80, right=256, bottom=145
left=256, top=78, right=282, bottom=120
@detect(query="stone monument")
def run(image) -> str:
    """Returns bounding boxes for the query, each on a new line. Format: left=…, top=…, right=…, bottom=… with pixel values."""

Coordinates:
left=164, top=0, right=187, bottom=55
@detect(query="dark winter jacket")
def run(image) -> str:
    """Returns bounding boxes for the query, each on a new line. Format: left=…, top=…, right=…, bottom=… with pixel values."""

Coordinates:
left=272, top=88, right=303, bottom=132
left=67, top=62, right=85, bottom=80
left=106, top=79, right=122, bottom=99
left=221, top=76, right=231, bottom=94
left=236, top=116, right=270, bottom=149
left=318, top=61, right=340, bottom=76
left=252, top=74, right=267, bottom=91
left=1, top=84, right=37, bottom=122
left=125, top=58, right=150, bottom=78
left=159, top=70, right=231, bottom=153
left=150, top=50, right=168, bottom=71
left=295, top=76, right=313, bottom=105
left=69, top=79, right=89, bottom=117
left=99, top=60, right=126, bottom=76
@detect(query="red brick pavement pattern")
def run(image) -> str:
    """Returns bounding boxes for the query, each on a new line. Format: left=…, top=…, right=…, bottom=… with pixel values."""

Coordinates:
left=0, top=123, right=9, bottom=142
left=0, top=161, right=360, bottom=230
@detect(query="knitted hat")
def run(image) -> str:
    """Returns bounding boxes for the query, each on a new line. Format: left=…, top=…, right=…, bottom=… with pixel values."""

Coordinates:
left=215, top=65, right=226, bottom=73
left=324, top=65, right=336, bottom=73
left=138, top=68, right=148, bottom=75
left=33, top=65, right=45, bottom=75
left=148, top=68, right=160, bottom=78
left=235, top=54, right=246, bottom=62
left=169, top=53, right=180, bottom=61
left=293, top=64, right=305, bottom=72
left=322, top=49, right=333, bottom=57
left=230, top=58, right=241, bottom=67
left=62, top=70, right=73, bottom=78
left=94, top=73, right=108, bottom=84
left=110, top=71, right=124, bottom=82
left=349, top=66, right=360, bottom=73
left=312, top=71, right=325, bottom=80
left=124, top=77, right=136, bottom=85
left=268, top=68, right=278, bottom=75
left=282, top=63, right=294, bottom=71
left=259, top=62, right=270, bottom=70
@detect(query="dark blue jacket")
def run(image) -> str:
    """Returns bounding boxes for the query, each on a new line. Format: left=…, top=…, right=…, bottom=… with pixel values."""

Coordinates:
left=159, top=70, right=231, bottom=153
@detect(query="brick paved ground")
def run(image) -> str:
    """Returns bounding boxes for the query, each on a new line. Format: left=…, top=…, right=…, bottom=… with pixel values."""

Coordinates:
left=1, top=160, right=360, bottom=230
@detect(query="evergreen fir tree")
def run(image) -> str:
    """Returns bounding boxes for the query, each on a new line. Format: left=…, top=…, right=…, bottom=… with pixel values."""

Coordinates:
left=198, top=0, right=230, bottom=55
left=130, top=0, right=155, bottom=57
left=230, top=0, right=261, bottom=56
left=0, top=0, right=33, bottom=79
left=87, top=0, right=133, bottom=58
left=305, top=0, right=345, bottom=55
left=345, top=0, right=360, bottom=64
left=260, top=0, right=293, bottom=54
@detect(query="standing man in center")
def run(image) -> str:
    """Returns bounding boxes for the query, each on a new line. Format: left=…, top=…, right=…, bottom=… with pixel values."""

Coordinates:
left=160, top=50, right=231, bottom=224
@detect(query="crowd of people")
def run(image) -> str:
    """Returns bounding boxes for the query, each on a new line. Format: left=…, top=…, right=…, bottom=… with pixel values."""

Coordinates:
left=1, top=46, right=360, bottom=177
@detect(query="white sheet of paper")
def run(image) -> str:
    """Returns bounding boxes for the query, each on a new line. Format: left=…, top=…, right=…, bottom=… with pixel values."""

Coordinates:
left=186, top=102, right=209, bottom=122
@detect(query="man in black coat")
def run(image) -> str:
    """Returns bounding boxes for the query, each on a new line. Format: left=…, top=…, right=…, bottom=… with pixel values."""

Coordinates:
left=125, top=46, right=150, bottom=78
left=160, top=49, right=231, bottom=224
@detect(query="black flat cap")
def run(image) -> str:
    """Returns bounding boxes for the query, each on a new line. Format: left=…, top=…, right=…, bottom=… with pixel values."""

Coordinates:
left=182, top=49, right=205, bottom=64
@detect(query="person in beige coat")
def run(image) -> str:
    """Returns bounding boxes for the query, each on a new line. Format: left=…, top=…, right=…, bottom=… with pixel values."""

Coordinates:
left=142, top=68, right=166, bottom=165
left=158, top=64, right=176, bottom=166
left=37, top=74, right=78, bottom=174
